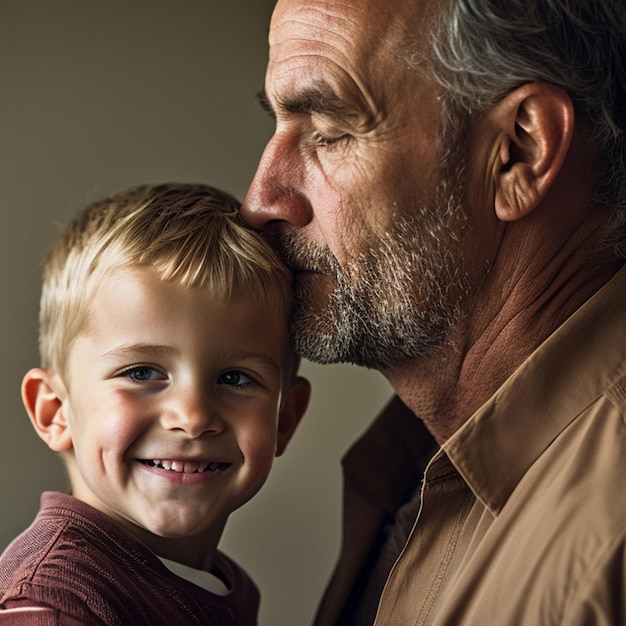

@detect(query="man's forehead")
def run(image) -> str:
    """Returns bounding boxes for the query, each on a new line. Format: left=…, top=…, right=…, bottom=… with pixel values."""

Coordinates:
left=270, top=0, right=365, bottom=49
left=264, top=0, right=440, bottom=126
left=269, top=0, right=435, bottom=57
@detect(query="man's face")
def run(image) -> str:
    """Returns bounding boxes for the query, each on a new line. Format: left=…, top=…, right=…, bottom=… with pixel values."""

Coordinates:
left=242, top=0, right=473, bottom=368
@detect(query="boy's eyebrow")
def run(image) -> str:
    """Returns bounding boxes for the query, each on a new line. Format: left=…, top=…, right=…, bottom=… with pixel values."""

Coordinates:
left=101, top=346, right=280, bottom=371
left=230, top=351, right=281, bottom=372
left=101, top=344, right=180, bottom=361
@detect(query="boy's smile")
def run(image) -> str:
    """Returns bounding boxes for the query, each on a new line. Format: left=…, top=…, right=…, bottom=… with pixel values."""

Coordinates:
left=137, top=459, right=232, bottom=483
left=140, top=459, right=226, bottom=474
left=50, top=266, right=293, bottom=567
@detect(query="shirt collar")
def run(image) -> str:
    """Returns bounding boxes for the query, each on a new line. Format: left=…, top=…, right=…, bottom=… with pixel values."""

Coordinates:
left=443, top=266, right=626, bottom=515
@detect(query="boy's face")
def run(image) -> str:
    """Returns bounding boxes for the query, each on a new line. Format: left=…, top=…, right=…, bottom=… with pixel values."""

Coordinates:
left=50, top=267, right=298, bottom=561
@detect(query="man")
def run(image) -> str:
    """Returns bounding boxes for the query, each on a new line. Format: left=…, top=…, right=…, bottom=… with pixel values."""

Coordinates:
left=241, top=0, right=626, bottom=624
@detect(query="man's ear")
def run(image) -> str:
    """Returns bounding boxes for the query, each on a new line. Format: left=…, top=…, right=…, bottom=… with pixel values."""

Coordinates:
left=491, top=82, right=574, bottom=221
left=22, top=368, right=73, bottom=452
left=276, top=375, right=311, bottom=457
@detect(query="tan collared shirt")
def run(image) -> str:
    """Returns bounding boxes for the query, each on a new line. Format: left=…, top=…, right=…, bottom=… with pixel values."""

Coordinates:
left=372, top=267, right=626, bottom=625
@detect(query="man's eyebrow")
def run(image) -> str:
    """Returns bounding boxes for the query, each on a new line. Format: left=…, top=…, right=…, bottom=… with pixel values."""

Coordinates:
left=257, top=85, right=358, bottom=122
left=257, top=90, right=276, bottom=118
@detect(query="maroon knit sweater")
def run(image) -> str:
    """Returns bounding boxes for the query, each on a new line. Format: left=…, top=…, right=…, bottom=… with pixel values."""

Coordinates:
left=0, top=492, right=259, bottom=625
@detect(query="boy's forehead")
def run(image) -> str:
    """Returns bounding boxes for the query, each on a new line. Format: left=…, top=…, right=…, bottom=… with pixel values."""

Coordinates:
left=80, top=266, right=291, bottom=352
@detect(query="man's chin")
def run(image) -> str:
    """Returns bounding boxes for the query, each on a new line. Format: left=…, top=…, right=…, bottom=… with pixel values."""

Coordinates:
left=289, top=305, right=345, bottom=365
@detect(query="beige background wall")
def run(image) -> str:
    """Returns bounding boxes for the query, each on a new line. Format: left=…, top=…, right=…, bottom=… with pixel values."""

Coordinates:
left=0, top=3, right=392, bottom=625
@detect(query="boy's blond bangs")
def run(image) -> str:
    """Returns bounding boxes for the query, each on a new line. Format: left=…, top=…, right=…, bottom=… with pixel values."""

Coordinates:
left=39, top=184, right=291, bottom=375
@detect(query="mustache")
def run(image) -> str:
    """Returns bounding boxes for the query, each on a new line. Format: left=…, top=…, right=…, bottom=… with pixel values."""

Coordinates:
left=265, top=231, right=339, bottom=275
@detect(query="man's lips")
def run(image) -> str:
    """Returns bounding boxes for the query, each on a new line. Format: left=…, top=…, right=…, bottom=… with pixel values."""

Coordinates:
left=140, top=459, right=230, bottom=474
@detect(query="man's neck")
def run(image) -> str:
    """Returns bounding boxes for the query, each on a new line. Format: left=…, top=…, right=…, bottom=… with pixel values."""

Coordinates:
left=383, top=229, right=623, bottom=444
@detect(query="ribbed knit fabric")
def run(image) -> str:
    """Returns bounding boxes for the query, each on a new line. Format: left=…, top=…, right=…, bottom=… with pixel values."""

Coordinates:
left=0, top=492, right=259, bottom=625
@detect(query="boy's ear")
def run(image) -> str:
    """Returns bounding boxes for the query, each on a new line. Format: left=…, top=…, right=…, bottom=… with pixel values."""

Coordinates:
left=21, top=368, right=73, bottom=452
left=276, top=375, right=311, bottom=457
left=490, top=82, right=574, bottom=222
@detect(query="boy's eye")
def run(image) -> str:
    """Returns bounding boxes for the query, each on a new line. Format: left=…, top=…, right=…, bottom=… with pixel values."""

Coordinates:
left=121, top=366, right=166, bottom=382
left=218, top=370, right=254, bottom=387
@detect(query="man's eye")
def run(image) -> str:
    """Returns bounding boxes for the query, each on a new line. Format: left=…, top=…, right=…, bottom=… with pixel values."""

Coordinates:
left=218, top=370, right=254, bottom=387
left=120, top=366, right=165, bottom=382
left=311, top=131, right=347, bottom=148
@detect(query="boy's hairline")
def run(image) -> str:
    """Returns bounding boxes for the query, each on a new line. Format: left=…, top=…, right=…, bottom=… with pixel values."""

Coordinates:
left=39, top=183, right=293, bottom=378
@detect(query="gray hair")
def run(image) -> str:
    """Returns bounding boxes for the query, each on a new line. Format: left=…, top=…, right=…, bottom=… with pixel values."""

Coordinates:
left=419, top=0, right=626, bottom=255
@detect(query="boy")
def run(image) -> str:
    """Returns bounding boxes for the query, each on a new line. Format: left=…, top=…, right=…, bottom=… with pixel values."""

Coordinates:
left=0, top=183, right=310, bottom=625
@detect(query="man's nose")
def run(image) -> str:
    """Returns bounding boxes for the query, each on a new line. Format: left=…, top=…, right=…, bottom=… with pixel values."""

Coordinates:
left=241, top=133, right=313, bottom=231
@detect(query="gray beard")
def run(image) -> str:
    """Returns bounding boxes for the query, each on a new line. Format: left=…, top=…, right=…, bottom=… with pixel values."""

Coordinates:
left=268, top=114, right=470, bottom=368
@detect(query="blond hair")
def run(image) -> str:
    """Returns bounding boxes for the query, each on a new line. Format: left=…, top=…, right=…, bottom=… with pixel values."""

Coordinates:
left=40, top=183, right=292, bottom=375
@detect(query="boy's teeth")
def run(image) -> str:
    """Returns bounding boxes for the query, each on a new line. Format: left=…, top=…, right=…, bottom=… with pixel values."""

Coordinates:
left=149, top=460, right=220, bottom=473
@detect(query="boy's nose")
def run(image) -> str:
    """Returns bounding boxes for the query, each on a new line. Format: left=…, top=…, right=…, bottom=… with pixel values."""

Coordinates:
left=161, top=392, right=223, bottom=439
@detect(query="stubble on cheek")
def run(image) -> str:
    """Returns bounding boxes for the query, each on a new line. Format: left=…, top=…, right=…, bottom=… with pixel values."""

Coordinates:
left=264, top=113, right=472, bottom=368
